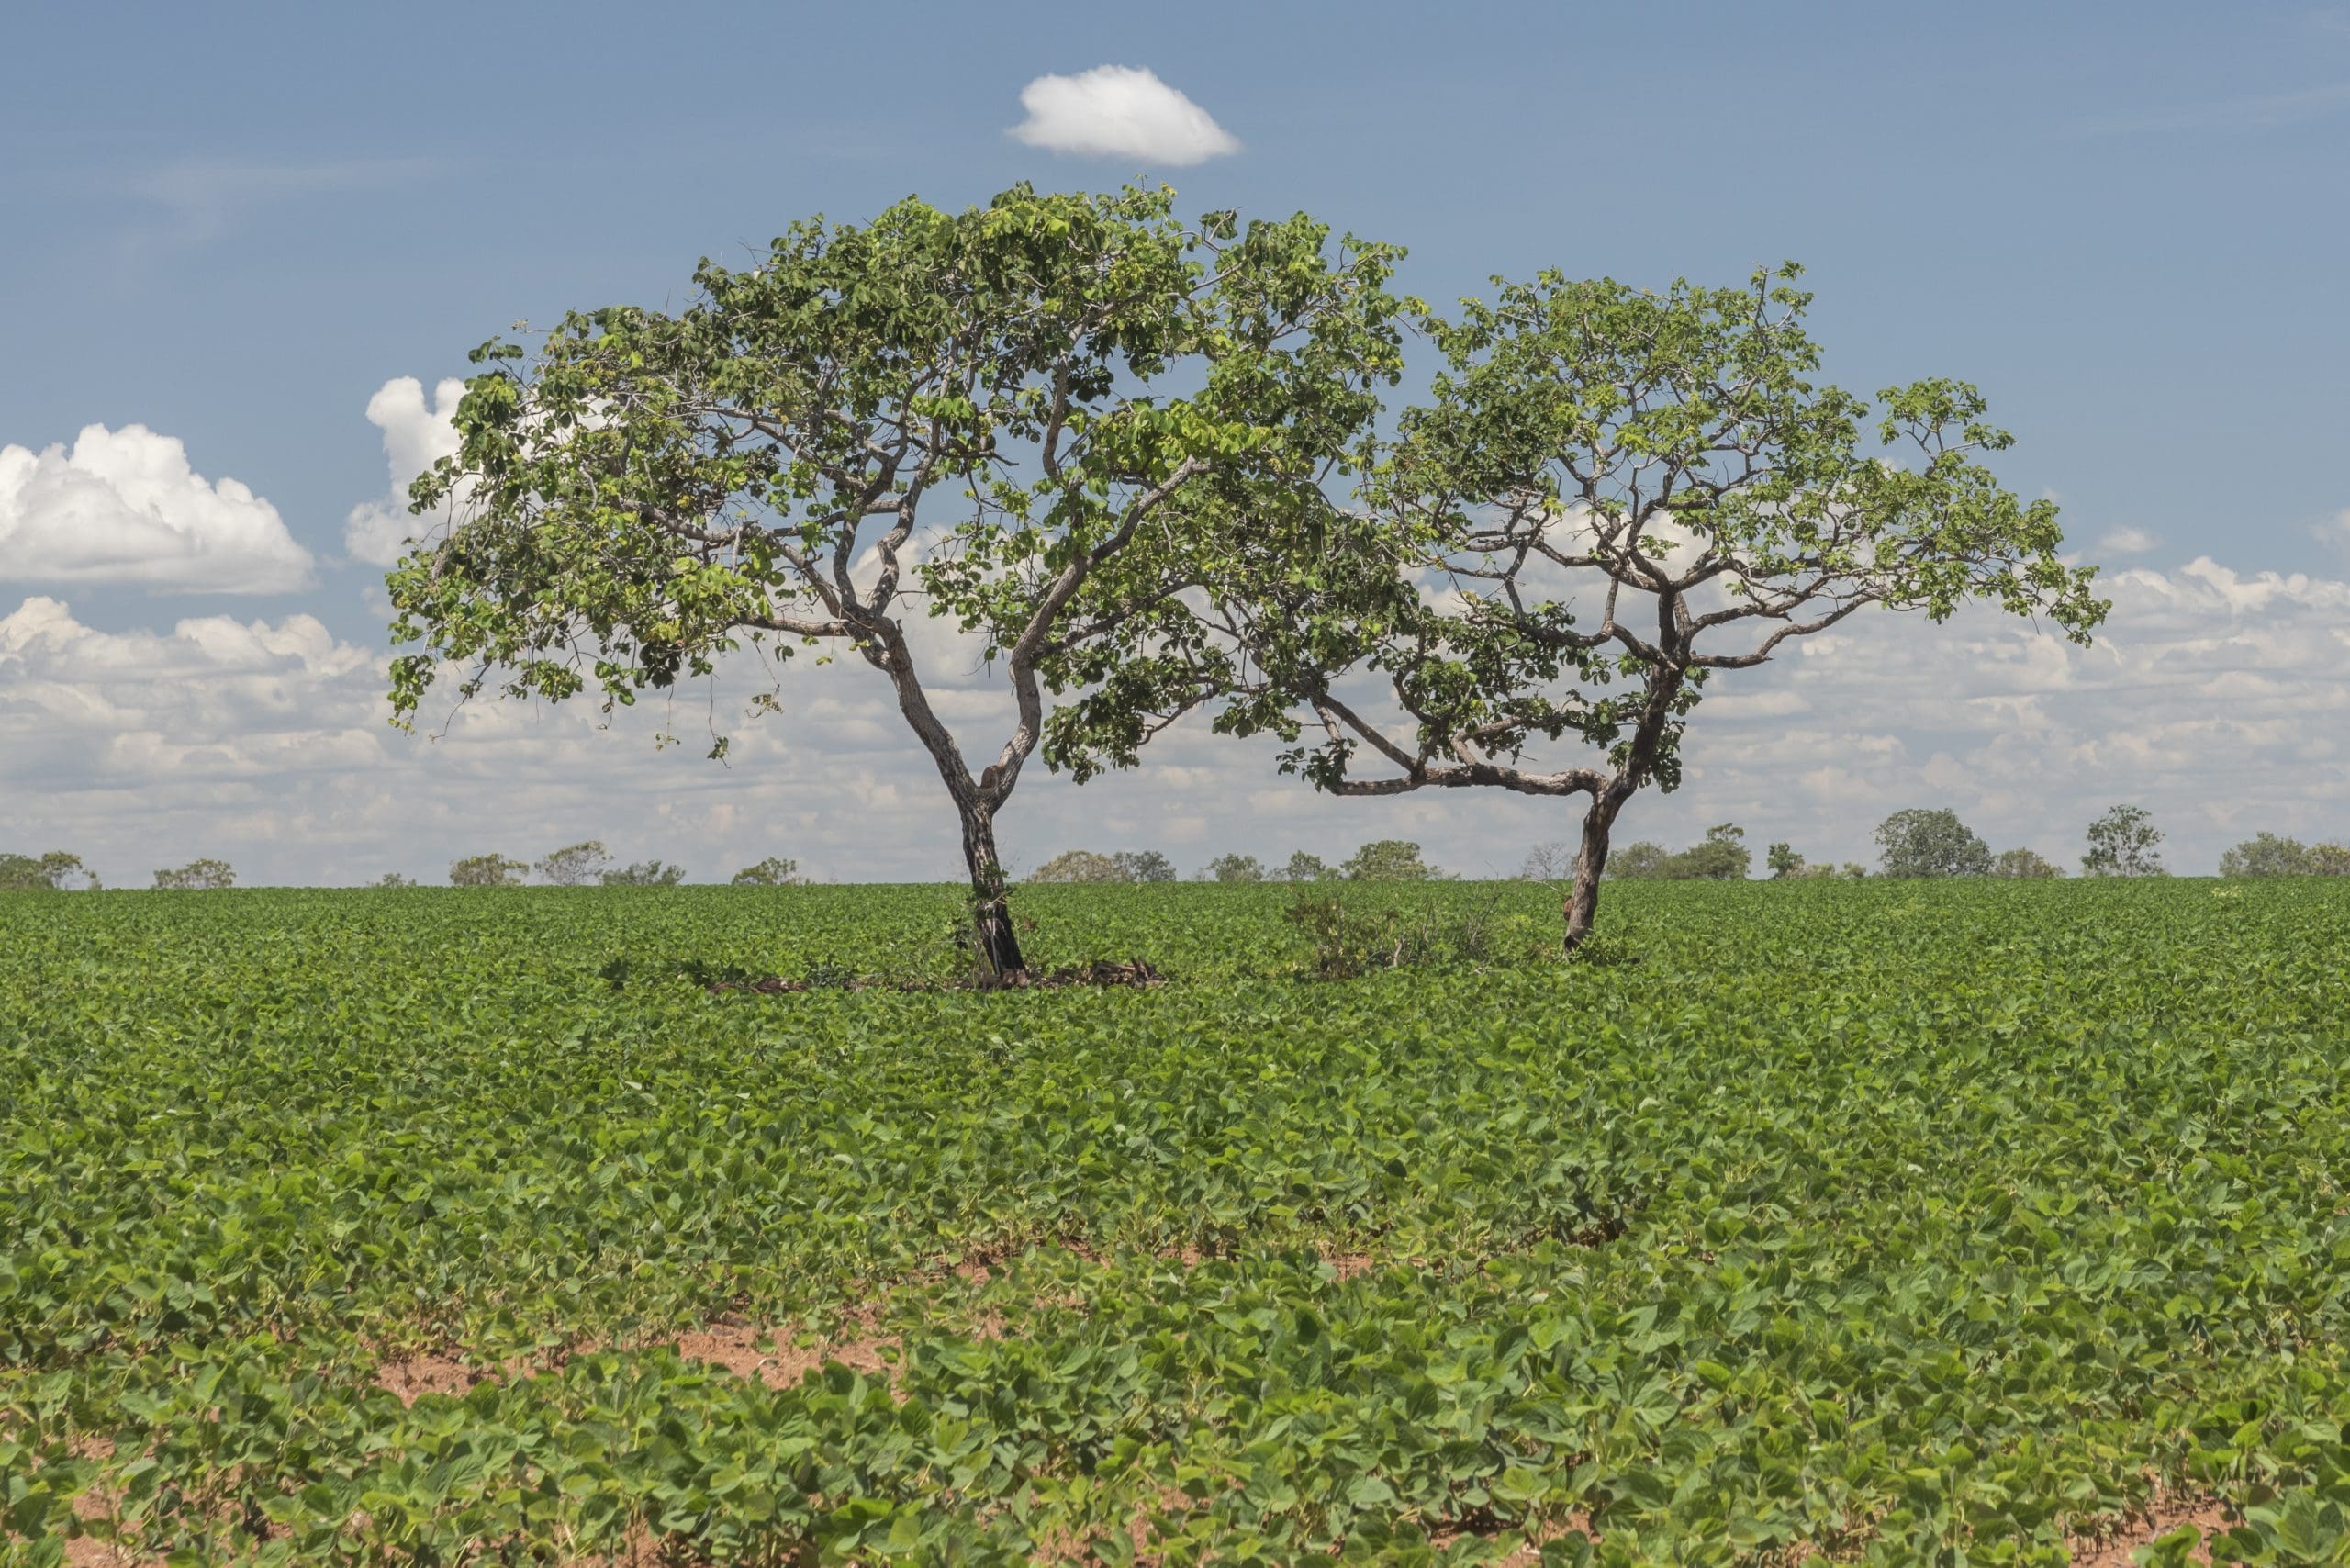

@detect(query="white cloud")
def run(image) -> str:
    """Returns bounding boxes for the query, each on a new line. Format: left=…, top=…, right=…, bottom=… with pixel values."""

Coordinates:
left=1009, top=65, right=1240, bottom=165
left=344, top=376, right=467, bottom=566
left=6, top=548, right=2350, bottom=887
left=2095, top=524, right=2159, bottom=555
left=2314, top=509, right=2350, bottom=559
left=0, top=425, right=313, bottom=593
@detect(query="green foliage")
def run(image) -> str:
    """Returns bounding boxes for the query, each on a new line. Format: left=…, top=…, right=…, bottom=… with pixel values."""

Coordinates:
left=2220, top=833, right=2350, bottom=879
left=1339, top=839, right=1438, bottom=881
left=1030, top=849, right=1125, bottom=884
left=1281, top=850, right=1335, bottom=882
left=449, top=853, right=527, bottom=887
left=1201, top=852, right=1266, bottom=883
left=601, top=858, right=688, bottom=886
left=1665, top=823, right=1750, bottom=881
left=0, top=851, right=94, bottom=891
left=1113, top=849, right=1178, bottom=884
left=369, top=871, right=421, bottom=889
left=1993, top=846, right=2065, bottom=879
left=1611, top=825, right=1750, bottom=880
left=536, top=839, right=611, bottom=886
left=1765, top=841, right=1802, bottom=879
left=2082, top=803, right=2166, bottom=878
left=1607, top=841, right=1672, bottom=879
left=732, top=857, right=805, bottom=886
left=151, top=857, right=234, bottom=890
left=13, top=879, right=2350, bottom=1562
left=1073, top=263, right=2109, bottom=950
left=1875, top=807, right=1994, bottom=879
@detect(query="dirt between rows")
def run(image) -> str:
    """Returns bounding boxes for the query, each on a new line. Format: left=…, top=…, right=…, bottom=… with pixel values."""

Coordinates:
left=45, top=1242, right=2238, bottom=1563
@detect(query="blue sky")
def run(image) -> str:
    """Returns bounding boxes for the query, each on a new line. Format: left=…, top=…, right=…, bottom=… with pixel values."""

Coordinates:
left=2, top=1, right=2346, bottom=883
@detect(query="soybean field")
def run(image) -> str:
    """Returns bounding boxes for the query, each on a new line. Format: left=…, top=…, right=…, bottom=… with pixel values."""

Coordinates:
left=6, top=879, right=2350, bottom=1564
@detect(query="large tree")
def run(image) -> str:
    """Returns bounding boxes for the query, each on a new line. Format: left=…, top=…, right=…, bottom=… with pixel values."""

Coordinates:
left=386, top=185, right=1404, bottom=974
left=1056, top=265, right=2105, bottom=950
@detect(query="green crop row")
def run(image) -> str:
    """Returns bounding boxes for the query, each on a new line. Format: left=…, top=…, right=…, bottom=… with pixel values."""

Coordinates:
left=5, top=879, right=2350, bottom=1562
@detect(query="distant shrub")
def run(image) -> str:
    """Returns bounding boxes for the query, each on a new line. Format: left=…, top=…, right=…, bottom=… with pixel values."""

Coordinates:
left=1875, top=809, right=1992, bottom=879
left=450, top=854, right=527, bottom=888
left=0, top=851, right=95, bottom=890
left=2081, top=804, right=2165, bottom=878
left=2220, top=833, right=2350, bottom=878
left=1612, top=825, right=1750, bottom=880
left=1113, top=850, right=1177, bottom=883
left=153, top=859, right=235, bottom=890
left=1608, top=842, right=1673, bottom=880
left=536, top=841, right=611, bottom=886
left=1992, top=848, right=2065, bottom=879
left=1280, top=851, right=1336, bottom=882
left=1341, top=840, right=1439, bottom=881
left=731, top=857, right=804, bottom=886
left=601, top=860, right=688, bottom=886
left=1031, top=850, right=1125, bottom=884
left=1201, top=853, right=1265, bottom=883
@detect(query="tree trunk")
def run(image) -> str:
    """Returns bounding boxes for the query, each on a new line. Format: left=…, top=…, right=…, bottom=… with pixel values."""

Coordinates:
left=1561, top=789, right=1628, bottom=955
left=959, top=807, right=1026, bottom=980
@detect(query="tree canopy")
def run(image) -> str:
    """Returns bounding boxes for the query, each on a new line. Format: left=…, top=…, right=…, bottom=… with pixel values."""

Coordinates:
left=1875, top=809, right=1994, bottom=879
left=387, top=184, right=1406, bottom=975
left=1049, top=264, right=2104, bottom=948
left=2080, top=804, right=2165, bottom=878
left=2219, top=834, right=2350, bottom=878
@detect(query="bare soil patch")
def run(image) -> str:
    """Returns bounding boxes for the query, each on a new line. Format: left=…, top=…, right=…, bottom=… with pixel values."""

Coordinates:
left=2067, top=1493, right=2231, bottom=1565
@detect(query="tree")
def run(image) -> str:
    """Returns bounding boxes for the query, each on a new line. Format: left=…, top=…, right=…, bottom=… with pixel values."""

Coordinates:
left=732, top=857, right=805, bottom=886
left=2218, top=834, right=2350, bottom=878
left=1113, top=850, right=1178, bottom=883
left=0, top=851, right=95, bottom=890
left=1280, top=851, right=1334, bottom=882
left=152, top=858, right=235, bottom=890
left=450, top=854, right=527, bottom=887
left=387, top=185, right=1405, bottom=978
left=602, top=859, right=688, bottom=886
left=1057, top=265, right=2104, bottom=950
left=1606, top=825, right=1749, bottom=880
left=1521, top=840, right=1574, bottom=880
left=1607, top=842, right=1673, bottom=880
left=370, top=871, right=420, bottom=888
left=2081, top=803, right=2165, bottom=878
left=1202, top=852, right=1265, bottom=882
left=1030, top=850, right=1125, bottom=884
left=1341, top=839, right=1438, bottom=880
left=1667, top=823, right=1751, bottom=880
left=1991, top=846, right=2064, bottom=879
left=1875, top=809, right=1993, bottom=879
left=1766, top=842, right=1804, bottom=879
left=536, top=840, right=612, bottom=886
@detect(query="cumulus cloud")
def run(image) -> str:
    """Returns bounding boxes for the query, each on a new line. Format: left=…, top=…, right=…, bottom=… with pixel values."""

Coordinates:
left=0, top=425, right=312, bottom=593
left=0, top=591, right=1038, bottom=888
left=1009, top=65, right=1240, bottom=165
left=2315, top=509, right=2350, bottom=559
left=2095, top=524, right=2160, bottom=556
left=1636, top=556, right=2350, bottom=872
left=344, top=376, right=467, bottom=566
left=6, top=547, right=2350, bottom=886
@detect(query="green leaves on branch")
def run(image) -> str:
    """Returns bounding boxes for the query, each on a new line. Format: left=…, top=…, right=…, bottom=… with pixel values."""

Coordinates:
left=383, top=185, right=1410, bottom=759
